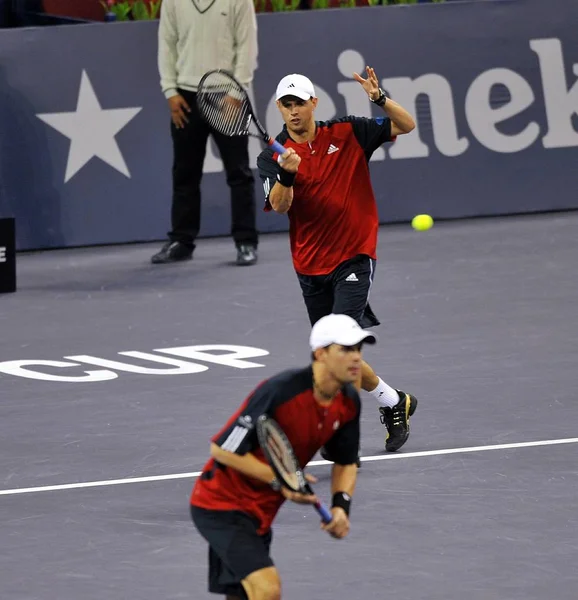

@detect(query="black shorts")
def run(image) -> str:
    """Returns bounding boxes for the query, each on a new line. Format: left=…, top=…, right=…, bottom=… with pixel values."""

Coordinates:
left=296, top=254, right=380, bottom=328
left=191, top=506, right=274, bottom=598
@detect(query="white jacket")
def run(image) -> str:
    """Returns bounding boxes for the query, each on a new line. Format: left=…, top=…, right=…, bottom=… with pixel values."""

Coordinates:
left=158, top=0, right=258, bottom=98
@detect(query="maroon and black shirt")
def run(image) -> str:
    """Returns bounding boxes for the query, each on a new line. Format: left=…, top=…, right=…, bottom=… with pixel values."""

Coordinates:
left=257, top=116, right=394, bottom=276
left=191, top=366, right=361, bottom=534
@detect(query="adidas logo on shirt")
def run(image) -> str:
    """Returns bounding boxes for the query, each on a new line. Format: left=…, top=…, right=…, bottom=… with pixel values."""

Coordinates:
left=345, top=273, right=358, bottom=282
left=327, top=144, right=339, bottom=155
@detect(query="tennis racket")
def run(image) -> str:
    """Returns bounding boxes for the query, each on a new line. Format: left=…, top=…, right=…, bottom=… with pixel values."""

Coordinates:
left=256, top=415, right=333, bottom=524
left=197, top=70, right=287, bottom=157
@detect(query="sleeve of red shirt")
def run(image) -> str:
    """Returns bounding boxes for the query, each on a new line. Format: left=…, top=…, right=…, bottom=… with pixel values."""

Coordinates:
left=347, top=116, right=395, bottom=158
left=212, top=379, right=277, bottom=455
left=256, top=148, right=280, bottom=212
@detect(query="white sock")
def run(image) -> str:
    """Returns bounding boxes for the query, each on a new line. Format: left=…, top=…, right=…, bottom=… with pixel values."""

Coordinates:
left=368, top=378, right=400, bottom=408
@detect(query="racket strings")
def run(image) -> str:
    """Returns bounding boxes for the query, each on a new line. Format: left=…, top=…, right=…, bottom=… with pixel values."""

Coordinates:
left=265, top=430, right=300, bottom=490
left=197, top=72, right=252, bottom=136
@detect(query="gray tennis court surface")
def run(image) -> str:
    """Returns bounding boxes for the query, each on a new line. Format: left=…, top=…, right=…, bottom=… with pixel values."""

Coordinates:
left=1, top=212, right=577, bottom=600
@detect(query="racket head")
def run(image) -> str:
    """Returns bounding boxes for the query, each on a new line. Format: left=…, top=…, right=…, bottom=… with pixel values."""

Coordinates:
left=197, top=70, right=255, bottom=137
left=256, top=415, right=307, bottom=493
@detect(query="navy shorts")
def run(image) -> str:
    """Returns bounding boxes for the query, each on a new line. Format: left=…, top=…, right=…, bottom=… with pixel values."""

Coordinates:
left=191, top=506, right=274, bottom=598
left=296, top=254, right=380, bottom=328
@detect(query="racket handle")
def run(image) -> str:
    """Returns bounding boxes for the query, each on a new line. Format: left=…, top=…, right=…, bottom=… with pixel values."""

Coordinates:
left=315, top=501, right=333, bottom=524
left=269, top=139, right=287, bottom=156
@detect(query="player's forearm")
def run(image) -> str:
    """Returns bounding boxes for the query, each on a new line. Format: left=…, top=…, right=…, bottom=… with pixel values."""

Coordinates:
left=382, top=98, right=416, bottom=134
left=330, top=463, right=357, bottom=497
left=210, top=443, right=275, bottom=484
left=269, top=183, right=293, bottom=214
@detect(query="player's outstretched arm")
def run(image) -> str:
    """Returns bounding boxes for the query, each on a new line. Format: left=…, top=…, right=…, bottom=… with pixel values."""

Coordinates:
left=378, top=95, right=416, bottom=137
left=353, top=66, right=416, bottom=137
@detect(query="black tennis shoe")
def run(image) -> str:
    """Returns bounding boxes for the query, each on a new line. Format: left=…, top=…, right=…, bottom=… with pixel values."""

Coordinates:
left=379, top=391, right=418, bottom=452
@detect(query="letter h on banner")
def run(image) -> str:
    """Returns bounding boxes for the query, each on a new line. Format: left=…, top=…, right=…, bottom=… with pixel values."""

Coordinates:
left=0, top=218, right=16, bottom=293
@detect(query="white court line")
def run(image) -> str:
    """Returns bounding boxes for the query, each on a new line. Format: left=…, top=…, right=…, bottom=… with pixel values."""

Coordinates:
left=1, top=436, right=577, bottom=497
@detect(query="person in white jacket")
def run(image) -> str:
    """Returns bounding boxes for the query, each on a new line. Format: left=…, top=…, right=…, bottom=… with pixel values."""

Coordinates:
left=153, top=0, right=259, bottom=266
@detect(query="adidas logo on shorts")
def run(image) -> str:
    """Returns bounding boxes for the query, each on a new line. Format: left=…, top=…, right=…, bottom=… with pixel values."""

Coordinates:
left=345, top=273, right=358, bottom=282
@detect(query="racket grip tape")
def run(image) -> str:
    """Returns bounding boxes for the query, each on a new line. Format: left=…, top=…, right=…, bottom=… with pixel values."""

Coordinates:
left=315, top=501, right=333, bottom=524
left=269, top=139, right=287, bottom=156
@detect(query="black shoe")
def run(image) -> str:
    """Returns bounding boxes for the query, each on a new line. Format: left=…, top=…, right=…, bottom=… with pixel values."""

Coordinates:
left=236, top=244, right=258, bottom=266
left=151, top=241, right=193, bottom=264
left=320, top=447, right=361, bottom=468
left=379, top=391, right=418, bottom=453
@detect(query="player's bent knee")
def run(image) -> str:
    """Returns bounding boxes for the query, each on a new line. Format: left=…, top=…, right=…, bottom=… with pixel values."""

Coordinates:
left=242, top=566, right=282, bottom=600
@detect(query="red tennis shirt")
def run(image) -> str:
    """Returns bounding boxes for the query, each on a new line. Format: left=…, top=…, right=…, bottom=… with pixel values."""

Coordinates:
left=257, top=116, right=394, bottom=276
left=190, top=366, right=361, bottom=534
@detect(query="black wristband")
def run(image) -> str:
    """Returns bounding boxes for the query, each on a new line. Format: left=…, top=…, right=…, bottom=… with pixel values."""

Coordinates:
left=332, top=492, right=351, bottom=516
left=276, top=169, right=296, bottom=188
left=371, top=88, right=387, bottom=107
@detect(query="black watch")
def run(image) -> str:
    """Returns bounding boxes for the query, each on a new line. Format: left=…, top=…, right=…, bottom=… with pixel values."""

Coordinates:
left=371, top=88, right=387, bottom=107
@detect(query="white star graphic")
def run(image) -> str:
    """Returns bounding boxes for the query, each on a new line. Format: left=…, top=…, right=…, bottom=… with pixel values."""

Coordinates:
left=37, top=71, right=142, bottom=183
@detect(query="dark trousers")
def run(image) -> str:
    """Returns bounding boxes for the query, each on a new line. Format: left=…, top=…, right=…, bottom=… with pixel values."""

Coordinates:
left=169, top=89, right=258, bottom=248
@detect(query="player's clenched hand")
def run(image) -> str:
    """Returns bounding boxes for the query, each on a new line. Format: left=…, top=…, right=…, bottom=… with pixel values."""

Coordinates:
left=168, top=95, right=191, bottom=129
left=321, top=507, right=350, bottom=539
left=278, top=147, right=301, bottom=173
left=353, top=66, right=381, bottom=102
left=281, top=487, right=318, bottom=505
left=280, top=473, right=318, bottom=504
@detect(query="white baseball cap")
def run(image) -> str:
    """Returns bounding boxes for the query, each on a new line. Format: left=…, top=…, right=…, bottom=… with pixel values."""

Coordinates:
left=275, top=74, right=316, bottom=101
left=309, top=314, right=377, bottom=351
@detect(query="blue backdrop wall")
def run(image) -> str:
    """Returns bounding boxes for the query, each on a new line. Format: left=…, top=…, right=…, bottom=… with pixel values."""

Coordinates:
left=0, top=0, right=577, bottom=251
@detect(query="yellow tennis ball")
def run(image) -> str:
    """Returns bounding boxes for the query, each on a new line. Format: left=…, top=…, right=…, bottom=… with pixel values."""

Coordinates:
left=411, top=214, right=434, bottom=231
